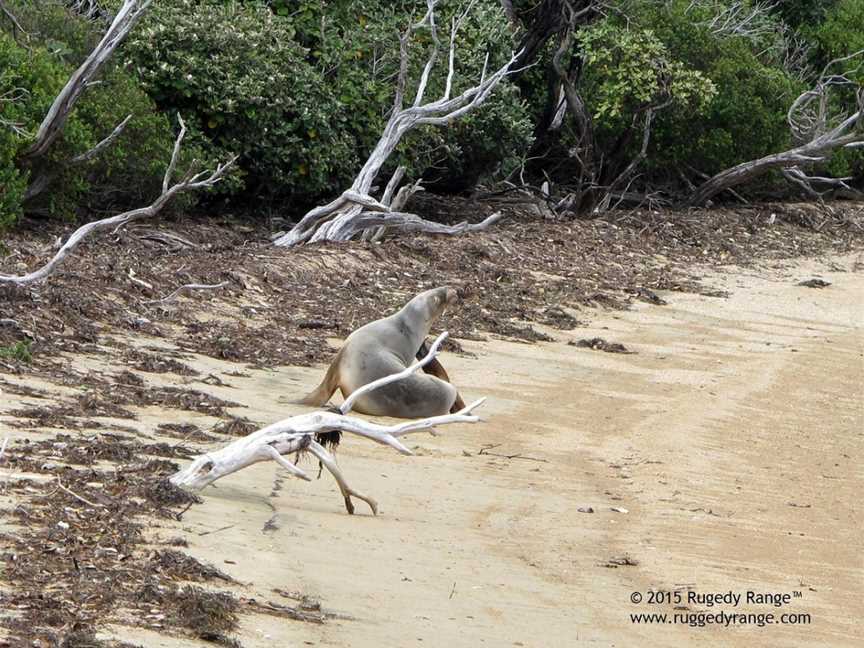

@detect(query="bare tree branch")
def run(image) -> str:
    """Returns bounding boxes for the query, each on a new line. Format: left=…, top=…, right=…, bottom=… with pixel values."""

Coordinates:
left=0, top=119, right=236, bottom=287
left=273, top=1, right=522, bottom=247
left=21, top=0, right=152, bottom=162
left=691, top=53, right=864, bottom=205
left=70, top=114, right=132, bottom=164
left=0, top=87, right=31, bottom=137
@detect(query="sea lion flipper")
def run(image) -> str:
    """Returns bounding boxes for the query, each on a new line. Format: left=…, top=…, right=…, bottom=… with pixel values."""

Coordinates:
left=296, top=348, right=343, bottom=406
left=450, top=393, right=466, bottom=413
left=418, top=339, right=465, bottom=413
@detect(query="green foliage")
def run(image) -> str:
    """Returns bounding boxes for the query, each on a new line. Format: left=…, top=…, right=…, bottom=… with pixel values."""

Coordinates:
left=125, top=0, right=359, bottom=203
left=0, top=340, right=32, bottom=363
left=0, top=132, right=26, bottom=228
left=0, top=30, right=66, bottom=226
left=815, top=0, right=864, bottom=69
left=123, top=0, right=532, bottom=205
left=0, top=3, right=195, bottom=225
left=771, top=0, right=840, bottom=31
left=577, top=22, right=716, bottom=122
left=4, top=0, right=857, bottom=222
left=617, top=1, right=805, bottom=178
left=0, top=55, right=27, bottom=227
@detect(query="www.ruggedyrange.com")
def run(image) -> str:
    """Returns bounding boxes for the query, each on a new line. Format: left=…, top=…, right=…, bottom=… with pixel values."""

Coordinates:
left=628, top=589, right=812, bottom=628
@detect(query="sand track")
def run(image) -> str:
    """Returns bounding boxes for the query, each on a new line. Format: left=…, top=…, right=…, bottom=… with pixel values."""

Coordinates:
left=2, top=254, right=862, bottom=647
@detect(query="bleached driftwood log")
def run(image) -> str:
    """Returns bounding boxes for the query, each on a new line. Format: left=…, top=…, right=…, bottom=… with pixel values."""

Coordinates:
left=691, top=50, right=864, bottom=205
left=273, top=0, right=521, bottom=247
left=170, top=332, right=486, bottom=515
left=0, top=117, right=237, bottom=287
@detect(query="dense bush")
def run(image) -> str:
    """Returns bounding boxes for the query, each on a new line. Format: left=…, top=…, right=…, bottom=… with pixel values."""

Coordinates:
left=0, top=38, right=31, bottom=228
left=0, top=30, right=69, bottom=226
left=1, top=0, right=860, bottom=226
left=123, top=0, right=533, bottom=207
left=815, top=0, right=864, bottom=67
left=772, top=0, right=840, bottom=32
left=125, top=1, right=357, bottom=205
left=597, top=2, right=804, bottom=183
left=815, top=0, right=864, bottom=183
left=0, top=2, right=190, bottom=226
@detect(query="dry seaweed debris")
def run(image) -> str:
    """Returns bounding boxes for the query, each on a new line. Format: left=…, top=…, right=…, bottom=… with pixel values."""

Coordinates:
left=5, top=380, right=243, bottom=432
left=123, top=348, right=200, bottom=376
left=1, top=201, right=859, bottom=373
left=569, top=337, right=636, bottom=354
left=798, top=278, right=831, bottom=288
left=211, top=416, right=261, bottom=437
left=0, top=435, right=322, bottom=646
left=156, top=422, right=219, bottom=443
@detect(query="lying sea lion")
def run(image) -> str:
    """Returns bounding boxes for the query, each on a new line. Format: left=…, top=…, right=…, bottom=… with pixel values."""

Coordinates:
left=298, top=287, right=465, bottom=417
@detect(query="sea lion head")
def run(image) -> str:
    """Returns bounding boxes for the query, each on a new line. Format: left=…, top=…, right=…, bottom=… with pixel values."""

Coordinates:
left=406, top=286, right=458, bottom=325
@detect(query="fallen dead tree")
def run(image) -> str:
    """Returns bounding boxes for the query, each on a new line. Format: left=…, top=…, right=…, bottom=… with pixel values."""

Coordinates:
left=170, top=332, right=486, bottom=515
left=273, top=0, right=521, bottom=247
left=690, top=50, right=864, bottom=205
left=0, top=117, right=236, bottom=287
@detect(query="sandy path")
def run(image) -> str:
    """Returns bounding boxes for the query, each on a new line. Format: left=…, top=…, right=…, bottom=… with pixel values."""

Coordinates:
left=6, top=254, right=857, bottom=647
left=122, top=253, right=859, bottom=648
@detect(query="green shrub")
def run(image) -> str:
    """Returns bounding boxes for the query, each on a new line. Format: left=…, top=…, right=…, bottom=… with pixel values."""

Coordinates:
left=0, top=130, right=27, bottom=229
left=815, top=0, right=864, bottom=71
left=627, top=2, right=805, bottom=180
left=0, top=30, right=65, bottom=227
left=0, top=4, right=196, bottom=224
left=125, top=0, right=363, bottom=206
left=0, top=340, right=32, bottom=363
left=123, top=0, right=532, bottom=208
left=772, top=0, right=841, bottom=31
left=578, top=23, right=716, bottom=123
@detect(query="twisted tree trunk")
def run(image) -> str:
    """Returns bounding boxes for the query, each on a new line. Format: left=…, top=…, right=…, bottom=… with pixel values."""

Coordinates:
left=273, top=0, right=521, bottom=247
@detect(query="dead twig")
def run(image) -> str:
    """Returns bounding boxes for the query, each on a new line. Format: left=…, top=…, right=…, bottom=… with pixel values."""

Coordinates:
left=477, top=443, right=549, bottom=463
left=57, top=478, right=105, bottom=509
left=143, top=281, right=231, bottom=305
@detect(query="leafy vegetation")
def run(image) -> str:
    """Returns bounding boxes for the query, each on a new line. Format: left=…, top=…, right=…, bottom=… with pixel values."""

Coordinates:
left=0, top=0, right=861, bottom=228
left=0, top=340, right=32, bottom=363
left=0, top=1, right=187, bottom=226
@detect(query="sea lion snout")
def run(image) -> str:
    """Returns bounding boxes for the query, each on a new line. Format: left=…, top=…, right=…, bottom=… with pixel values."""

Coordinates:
left=444, top=287, right=458, bottom=305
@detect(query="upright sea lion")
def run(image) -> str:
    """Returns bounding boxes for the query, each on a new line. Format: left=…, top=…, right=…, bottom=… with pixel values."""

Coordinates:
left=298, top=287, right=465, bottom=417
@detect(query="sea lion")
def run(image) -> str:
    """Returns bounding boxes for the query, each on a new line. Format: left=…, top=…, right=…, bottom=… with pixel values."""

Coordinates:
left=298, top=287, right=465, bottom=418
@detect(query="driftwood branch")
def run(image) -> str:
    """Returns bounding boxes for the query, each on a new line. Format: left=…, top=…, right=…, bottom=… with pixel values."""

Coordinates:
left=170, top=331, right=486, bottom=514
left=143, top=281, right=230, bottom=305
left=691, top=52, right=864, bottom=205
left=21, top=0, right=152, bottom=162
left=0, top=118, right=236, bottom=287
left=22, top=114, right=136, bottom=201
left=273, top=0, right=521, bottom=247
left=0, top=87, right=30, bottom=137
left=70, top=114, right=132, bottom=164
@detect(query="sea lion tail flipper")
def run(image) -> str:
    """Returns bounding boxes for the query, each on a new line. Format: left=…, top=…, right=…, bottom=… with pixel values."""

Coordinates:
left=296, top=349, right=343, bottom=406
left=450, top=393, right=466, bottom=413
